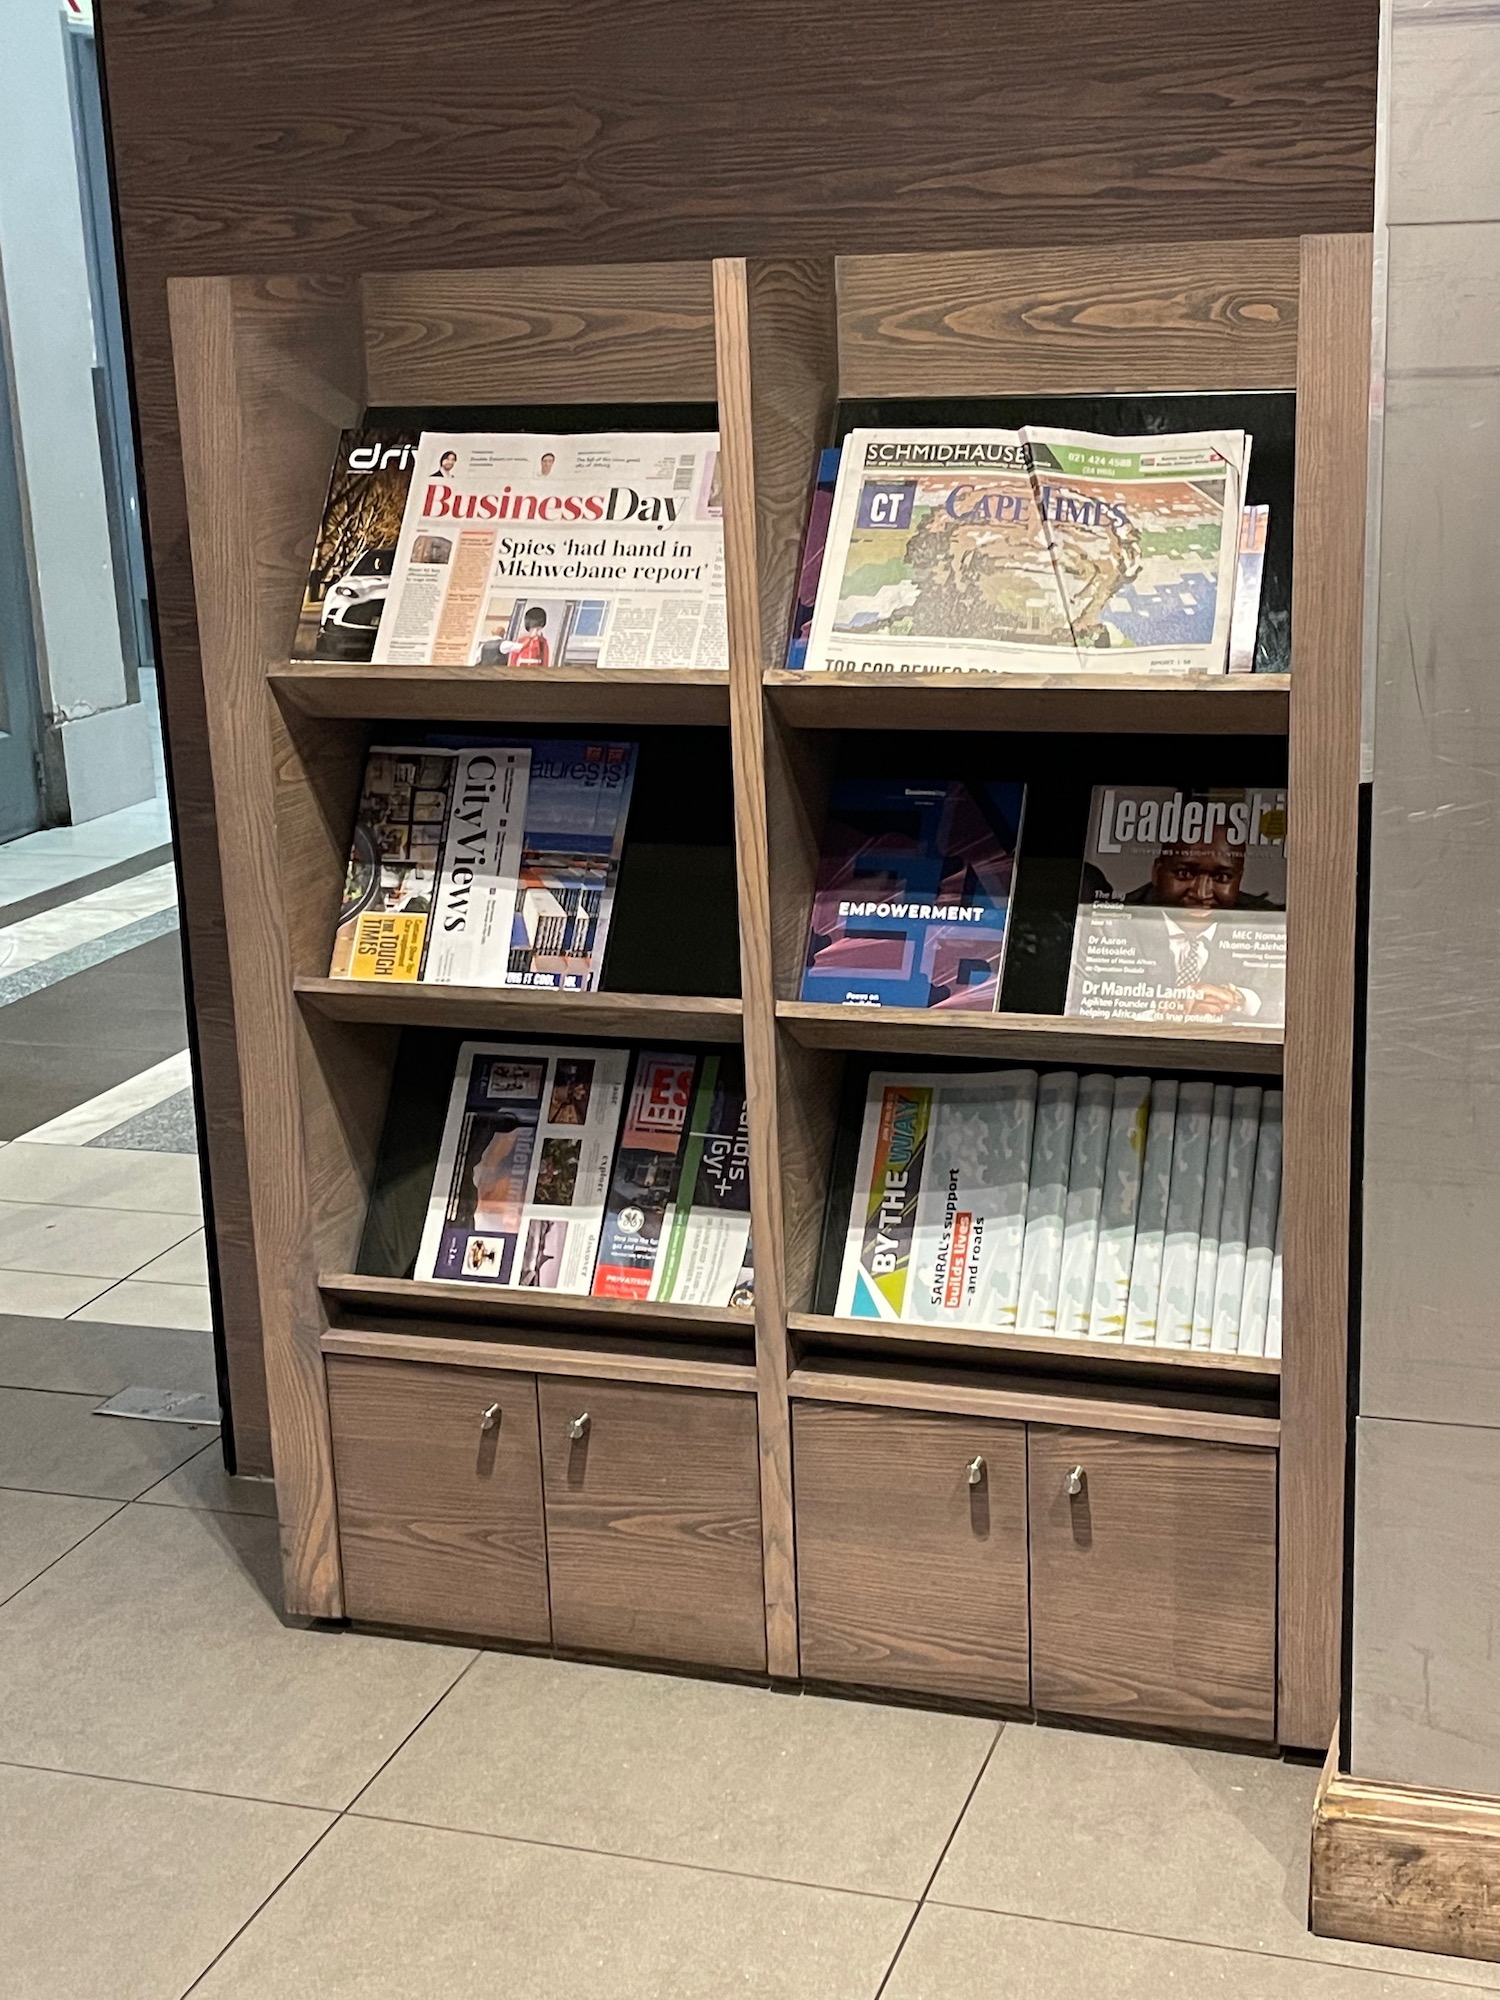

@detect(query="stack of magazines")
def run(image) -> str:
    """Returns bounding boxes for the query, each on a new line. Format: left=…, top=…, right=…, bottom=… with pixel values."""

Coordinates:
left=836, top=1067, right=1283, bottom=1356
left=413, top=1040, right=753, bottom=1310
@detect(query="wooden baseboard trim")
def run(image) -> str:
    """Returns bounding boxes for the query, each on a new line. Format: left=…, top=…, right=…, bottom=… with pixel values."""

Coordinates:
left=1312, top=1740, right=1500, bottom=1964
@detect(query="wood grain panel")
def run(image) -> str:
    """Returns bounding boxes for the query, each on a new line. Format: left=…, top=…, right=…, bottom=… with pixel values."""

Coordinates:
left=320, top=1273, right=753, bottom=1344
left=328, top=1355, right=549, bottom=1641
left=838, top=240, right=1301, bottom=397
left=538, top=1377, right=766, bottom=1670
left=362, top=264, right=717, bottom=404
left=294, top=978, right=743, bottom=1041
left=1029, top=1427, right=1277, bottom=1738
left=793, top=1401, right=1029, bottom=1703
left=270, top=663, right=730, bottom=726
left=792, top=1313, right=1281, bottom=1384
left=779, top=1001, right=1283, bottom=1075
left=169, top=273, right=366, bottom=1616
left=322, top=1318, right=755, bottom=1388
left=788, top=1362, right=1281, bottom=1447
left=714, top=255, right=840, bottom=1675
left=1312, top=1752, right=1500, bottom=1964
left=1280, top=233, right=1371, bottom=1750
left=764, top=670, right=1290, bottom=736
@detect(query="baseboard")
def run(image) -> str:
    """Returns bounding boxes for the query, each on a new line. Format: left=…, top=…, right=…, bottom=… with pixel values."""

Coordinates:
left=1311, top=1735, right=1500, bottom=1964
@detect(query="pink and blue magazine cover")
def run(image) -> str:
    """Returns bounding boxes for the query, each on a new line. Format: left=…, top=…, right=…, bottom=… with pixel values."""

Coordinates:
left=800, top=777, right=1026, bottom=1011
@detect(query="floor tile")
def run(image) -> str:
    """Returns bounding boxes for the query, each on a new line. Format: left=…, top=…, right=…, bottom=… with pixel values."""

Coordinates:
left=0, top=1139, right=202, bottom=1213
left=0, top=1310, right=216, bottom=1395
left=0, top=1386, right=213, bottom=1500
left=0, top=1504, right=475, bottom=1807
left=0, top=1489, right=117, bottom=1602
left=0, top=1042, right=178, bottom=1143
left=190, top=1813, right=911, bottom=2000
left=882, top=1905, right=1489, bottom=2000
left=138, top=1440, right=278, bottom=1516
left=0, top=1762, right=331, bottom=2000
left=16, top=1049, right=194, bottom=1147
left=929, top=1725, right=1500, bottom=1989
left=130, top=1226, right=208, bottom=1285
left=90, top=1085, right=199, bottom=1154
left=0, top=1268, right=113, bottom=1317
left=74, top=1277, right=213, bottom=1330
left=0, top=1198, right=196, bottom=1277
left=357, top=1652, right=996, bottom=1898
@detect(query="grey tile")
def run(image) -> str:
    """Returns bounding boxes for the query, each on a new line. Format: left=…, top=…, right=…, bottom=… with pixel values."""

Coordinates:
left=0, top=1762, right=331, bottom=2000
left=0, top=1043, right=181, bottom=1143
left=0, top=1488, right=117, bottom=1602
left=127, top=1227, right=209, bottom=1285
left=1390, top=15, right=1500, bottom=226
left=0, top=1311, right=217, bottom=1395
left=1352, top=1415, right=1500, bottom=1799
left=72, top=1278, right=213, bottom=1330
left=190, top=1813, right=911, bottom=2000
left=882, top=1905, right=1491, bottom=2000
left=0, top=1386, right=213, bottom=1500
left=0, top=1270, right=113, bottom=1317
left=0, top=1197, right=197, bottom=1279
left=931, top=1725, right=1500, bottom=1989
left=0, top=1140, right=203, bottom=1213
left=88, top=1085, right=199, bottom=1154
left=357, top=1651, right=996, bottom=1898
left=0, top=1503, right=475, bottom=1807
left=138, top=1440, right=278, bottom=1517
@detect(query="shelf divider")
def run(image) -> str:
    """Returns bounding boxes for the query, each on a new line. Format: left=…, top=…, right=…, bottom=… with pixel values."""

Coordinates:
left=270, top=661, right=730, bottom=726
left=294, top=977, right=743, bottom=1041
left=765, top=669, right=1290, bottom=736
left=778, top=1000, right=1283, bottom=1074
left=320, top=1271, right=753, bottom=1344
left=790, top=1311, right=1279, bottom=1384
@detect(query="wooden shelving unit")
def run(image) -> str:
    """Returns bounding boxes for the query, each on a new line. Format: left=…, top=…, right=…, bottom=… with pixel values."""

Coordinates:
left=168, top=232, right=1366, bottom=1745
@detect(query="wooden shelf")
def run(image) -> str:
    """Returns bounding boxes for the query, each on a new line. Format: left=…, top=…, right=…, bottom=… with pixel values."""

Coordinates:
left=764, top=669, right=1290, bottom=736
left=786, top=1358, right=1281, bottom=1447
left=791, top=1312, right=1280, bottom=1384
left=320, top=1272, right=754, bottom=1344
left=322, top=1323, right=756, bottom=1393
left=778, top=1000, right=1282, bottom=1074
left=295, top=977, right=743, bottom=1041
left=270, top=661, right=731, bottom=726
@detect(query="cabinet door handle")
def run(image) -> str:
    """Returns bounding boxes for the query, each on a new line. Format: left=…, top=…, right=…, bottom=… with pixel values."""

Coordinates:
left=1065, top=1464, right=1085, bottom=1497
left=569, top=1412, right=591, bottom=1442
left=479, top=1403, right=502, bottom=1434
left=966, top=1455, right=986, bottom=1487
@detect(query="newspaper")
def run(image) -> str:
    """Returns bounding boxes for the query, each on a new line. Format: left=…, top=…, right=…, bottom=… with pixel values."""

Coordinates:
left=417, top=1041, right=629, bottom=1292
left=373, top=432, right=727, bottom=672
left=803, top=426, right=1249, bottom=677
left=1065, top=786, right=1287, bottom=1027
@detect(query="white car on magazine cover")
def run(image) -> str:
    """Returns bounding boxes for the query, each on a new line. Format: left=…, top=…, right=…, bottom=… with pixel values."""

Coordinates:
left=319, top=547, right=394, bottom=643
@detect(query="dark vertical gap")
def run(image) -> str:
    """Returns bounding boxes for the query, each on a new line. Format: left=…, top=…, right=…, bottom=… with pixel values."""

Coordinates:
left=1339, top=779, right=1373, bottom=1766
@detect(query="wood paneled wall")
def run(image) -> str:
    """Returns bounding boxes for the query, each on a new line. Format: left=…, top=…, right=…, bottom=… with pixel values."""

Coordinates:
left=98, top=0, right=1376, bottom=1472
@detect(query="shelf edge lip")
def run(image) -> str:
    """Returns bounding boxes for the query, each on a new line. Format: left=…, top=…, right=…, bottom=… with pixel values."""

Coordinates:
left=318, top=1271, right=753, bottom=1338
left=788, top=1311, right=1280, bottom=1378
left=763, top=669, right=1292, bottom=695
left=294, top=977, right=745, bottom=1030
left=321, top=1322, right=757, bottom=1392
left=776, top=999, right=1283, bottom=1066
left=784, top=1364, right=1282, bottom=1446
left=272, top=662, right=734, bottom=686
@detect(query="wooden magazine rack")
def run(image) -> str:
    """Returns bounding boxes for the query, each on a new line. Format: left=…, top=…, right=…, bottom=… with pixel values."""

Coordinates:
left=169, top=233, right=1367, bottom=1748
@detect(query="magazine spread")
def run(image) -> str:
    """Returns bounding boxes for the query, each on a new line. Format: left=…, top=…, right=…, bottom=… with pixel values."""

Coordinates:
left=295, top=427, right=417, bottom=661
left=592, top=1050, right=753, bottom=1307
left=417, top=1041, right=629, bottom=1291
left=800, top=777, right=1026, bottom=1011
left=372, top=432, right=727, bottom=672
left=329, top=747, right=456, bottom=981
left=802, top=426, right=1249, bottom=677
left=1065, top=785, right=1287, bottom=1027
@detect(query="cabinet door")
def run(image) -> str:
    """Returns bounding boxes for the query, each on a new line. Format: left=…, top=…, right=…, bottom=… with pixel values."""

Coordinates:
left=327, top=1357, right=549, bottom=1644
left=1029, top=1428, right=1277, bottom=1739
left=794, top=1401, right=1029, bottom=1703
left=538, top=1379, right=765, bottom=1672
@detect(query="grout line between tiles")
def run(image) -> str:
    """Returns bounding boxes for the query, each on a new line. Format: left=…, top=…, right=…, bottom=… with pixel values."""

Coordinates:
left=343, top=1804, right=921, bottom=1906
left=0, top=1500, right=129, bottom=1611
left=914, top=1898, right=1500, bottom=1995
left=872, top=1720, right=1005, bottom=1999
left=174, top=1651, right=487, bottom=1999
left=0, top=1756, right=336, bottom=1817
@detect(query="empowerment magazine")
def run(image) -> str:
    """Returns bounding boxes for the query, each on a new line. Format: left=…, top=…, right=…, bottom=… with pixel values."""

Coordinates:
left=373, top=432, right=727, bottom=672
left=802, top=426, right=1248, bottom=676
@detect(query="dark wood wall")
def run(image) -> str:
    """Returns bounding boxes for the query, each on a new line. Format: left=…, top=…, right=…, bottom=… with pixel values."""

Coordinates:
left=98, top=0, right=1377, bottom=1473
